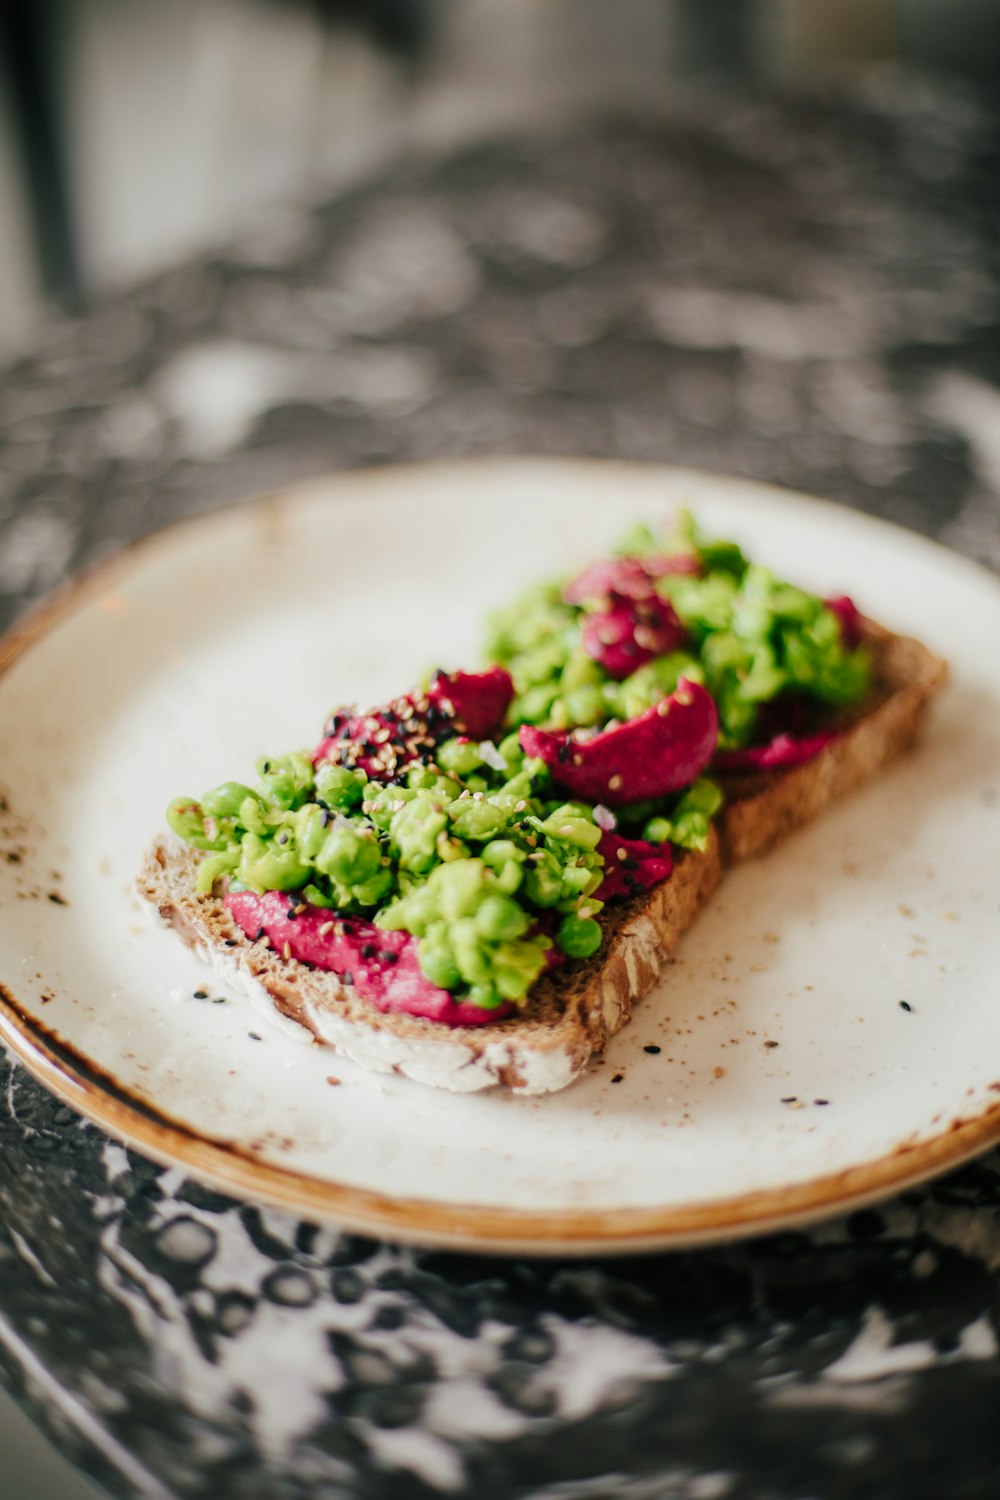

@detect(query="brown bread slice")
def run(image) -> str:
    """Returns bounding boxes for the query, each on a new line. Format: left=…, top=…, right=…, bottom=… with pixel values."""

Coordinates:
left=137, top=619, right=946, bottom=1095
left=138, top=835, right=722, bottom=1095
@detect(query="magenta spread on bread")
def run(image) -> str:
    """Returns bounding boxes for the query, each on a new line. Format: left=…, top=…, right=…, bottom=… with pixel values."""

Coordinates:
left=311, top=668, right=514, bottom=782
left=225, top=890, right=516, bottom=1026
left=594, top=833, right=673, bottom=902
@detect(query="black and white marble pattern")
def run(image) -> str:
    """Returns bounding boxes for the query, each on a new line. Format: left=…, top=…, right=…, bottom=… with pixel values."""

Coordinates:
left=2, top=75, right=1000, bottom=1499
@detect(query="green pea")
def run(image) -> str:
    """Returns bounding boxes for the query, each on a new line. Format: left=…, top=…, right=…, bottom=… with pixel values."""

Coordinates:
left=202, top=781, right=258, bottom=820
left=466, top=983, right=506, bottom=1011
left=515, top=684, right=560, bottom=725
left=557, top=913, right=603, bottom=958
left=239, top=796, right=269, bottom=836
left=238, top=833, right=311, bottom=893
left=490, top=937, right=550, bottom=999
left=390, top=797, right=448, bottom=873
left=449, top=799, right=506, bottom=842
left=481, top=839, right=525, bottom=894
left=301, top=882, right=335, bottom=909
left=195, top=849, right=239, bottom=894
left=562, top=685, right=605, bottom=727
left=523, top=853, right=564, bottom=908
left=436, top=860, right=486, bottom=921
left=561, top=651, right=603, bottom=693
left=294, top=804, right=329, bottom=861
left=436, top=832, right=471, bottom=863
left=166, top=797, right=225, bottom=851
left=256, top=752, right=315, bottom=811
left=536, top=810, right=602, bottom=851
left=498, top=731, right=524, bottom=770
left=437, top=737, right=484, bottom=776
left=491, top=860, right=523, bottom=895
left=314, top=762, right=365, bottom=811
left=418, top=927, right=462, bottom=991
left=450, top=918, right=492, bottom=986
left=559, top=864, right=595, bottom=897
left=316, top=824, right=381, bottom=884
left=474, top=894, right=528, bottom=943
left=349, top=867, right=395, bottom=908
left=481, top=839, right=525, bottom=869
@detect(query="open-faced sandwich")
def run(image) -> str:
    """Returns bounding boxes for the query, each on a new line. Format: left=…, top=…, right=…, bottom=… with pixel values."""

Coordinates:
left=139, top=511, right=946, bottom=1093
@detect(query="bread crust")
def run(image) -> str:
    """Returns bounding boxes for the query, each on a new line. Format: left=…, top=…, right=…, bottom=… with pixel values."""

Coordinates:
left=136, top=620, right=946, bottom=1094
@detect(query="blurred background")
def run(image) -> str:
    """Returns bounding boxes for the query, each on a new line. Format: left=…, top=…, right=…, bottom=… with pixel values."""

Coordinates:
left=2, top=0, right=1000, bottom=349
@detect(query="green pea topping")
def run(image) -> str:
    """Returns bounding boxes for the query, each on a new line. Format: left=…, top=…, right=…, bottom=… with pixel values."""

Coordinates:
left=165, top=512, right=857, bottom=1010
left=557, top=913, right=603, bottom=958
left=486, top=508, right=868, bottom=751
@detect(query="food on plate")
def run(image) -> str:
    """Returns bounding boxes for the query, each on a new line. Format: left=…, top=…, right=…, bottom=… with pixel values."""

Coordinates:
left=139, top=512, right=946, bottom=1093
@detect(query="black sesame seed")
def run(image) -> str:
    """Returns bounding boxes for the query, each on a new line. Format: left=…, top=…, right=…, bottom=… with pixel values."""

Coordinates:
left=254, top=927, right=266, bottom=942
left=643, top=1045, right=661, bottom=1055
left=781, top=1096, right=797, bottom=1104
left=248, top=1032, right=262, bottom=1041
left=223, top=938, right=237, bottom=947
left=814, top=1099, right=830, bottom=1106
left=361, top=944, right=377, bottom=959
left=342, top=972, right=354, bottom=986
left=380, top=950, right=399, bottom=964
left=276, top=832, right=288, bottom=845
left=623, top=857, right=640, bottom=870
left=193, top=990, right=208, bottom=1000
left=611, top=1073, right=624, bottom=1083
left=899, top=1000, right=913, bottom=1012
left=557, top=742, right=571, bottom=764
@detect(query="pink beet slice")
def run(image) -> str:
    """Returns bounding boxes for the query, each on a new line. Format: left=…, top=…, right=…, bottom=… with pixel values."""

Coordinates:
left=713, top=729, right=840, bottom=772
left=226, top=889, right=514, bottom=1026
left=427, top=667, right=514, bottom=740
left=595, top=832, right=673, bottom=902
left=826, top=594, right=863, bottom=649
left=313, top=668, right=514, bottom=782
left=519, top=679, right=718, bottom=805
left=564, top=553, right=699, bottom=604
left=581, top=593, right=687, bottom=679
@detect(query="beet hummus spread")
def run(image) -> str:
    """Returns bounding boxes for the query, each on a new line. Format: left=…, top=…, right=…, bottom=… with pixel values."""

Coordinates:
left=226, top=891, right=514, bottom=1025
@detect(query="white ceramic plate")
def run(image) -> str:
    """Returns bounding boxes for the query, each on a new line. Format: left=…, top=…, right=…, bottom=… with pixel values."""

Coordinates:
left=1, top=458, right=999, bottom=1255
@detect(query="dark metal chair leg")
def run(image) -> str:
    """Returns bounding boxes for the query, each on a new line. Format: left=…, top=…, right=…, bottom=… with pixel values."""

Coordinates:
left=0, top=0, right=81, bottom=306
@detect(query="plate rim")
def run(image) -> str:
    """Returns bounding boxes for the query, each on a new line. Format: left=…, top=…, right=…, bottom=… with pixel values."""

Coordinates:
left=2, top=455, right=1000, bottom=1255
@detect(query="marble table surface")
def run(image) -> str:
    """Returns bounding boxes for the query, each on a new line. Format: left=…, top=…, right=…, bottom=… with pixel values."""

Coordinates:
left=2, top=76, right=1000, bottom=1500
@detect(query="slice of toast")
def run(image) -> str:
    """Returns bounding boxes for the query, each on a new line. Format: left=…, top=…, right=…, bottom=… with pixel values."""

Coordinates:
left=138, top=835, right=722, bottom=1095
left=137, top=620, right=947, bottom=1095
